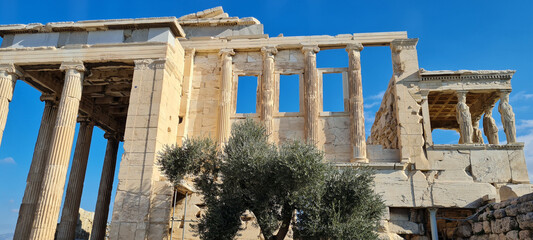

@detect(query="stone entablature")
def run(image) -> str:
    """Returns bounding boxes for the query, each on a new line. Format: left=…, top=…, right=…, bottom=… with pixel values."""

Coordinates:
left=0, top=6, right=530, bottom=240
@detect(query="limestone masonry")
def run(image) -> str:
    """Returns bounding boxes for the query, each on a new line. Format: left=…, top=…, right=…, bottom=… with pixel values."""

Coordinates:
left=0, top=6, right=530, bottom=240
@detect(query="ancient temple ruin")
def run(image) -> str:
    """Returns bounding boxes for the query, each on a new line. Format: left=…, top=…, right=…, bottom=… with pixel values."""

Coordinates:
left=0, top=6, right=530, bottom=240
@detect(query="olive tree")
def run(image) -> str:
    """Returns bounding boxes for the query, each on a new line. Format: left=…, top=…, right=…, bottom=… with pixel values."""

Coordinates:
left=158, top=119, right=384, bottom=240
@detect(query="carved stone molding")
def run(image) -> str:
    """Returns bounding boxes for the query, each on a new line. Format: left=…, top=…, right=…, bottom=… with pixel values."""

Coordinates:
left=390, top=38, right=418, bottom=52
left=0, top=63, right=23, bottom=77
left=152, top=58, right=167, bottom=69
left=134, top=59, right=153, bottom=70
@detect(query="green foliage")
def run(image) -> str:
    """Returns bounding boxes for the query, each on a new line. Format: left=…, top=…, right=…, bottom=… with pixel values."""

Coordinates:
left=158, top=119, right=385, bottom=240
left=293, top=168, right=385, bottom=240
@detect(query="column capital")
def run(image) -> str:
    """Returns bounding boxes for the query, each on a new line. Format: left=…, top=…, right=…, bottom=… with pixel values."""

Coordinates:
left=456, top=90, right=468, bottom=101
left=390, top=38, right=418, bottom=52
left=500, top=89, right=512, bottom=95
left=301, top=45, right=320, bottom=55
left=219, top=48, right=235, bottom=57
left=261, top=46, right=278, bottom=57
left=184, top=48, right=196, bottom=57
left=420, top=90, right=430, bottom=99
left=0, top=63, right=23, bottom=78
left=76, top=116, right=94, bottom=125
left=40, top=94, right=58, bottom=103
left=346, top=42, right=364, bottom=52
left=60, top=61, right=85, bottom=72
left=104, top=131, right=121, bottom=141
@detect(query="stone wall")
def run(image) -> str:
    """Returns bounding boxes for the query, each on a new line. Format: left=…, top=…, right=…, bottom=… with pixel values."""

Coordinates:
left=453, top=193, right=533, bottom=240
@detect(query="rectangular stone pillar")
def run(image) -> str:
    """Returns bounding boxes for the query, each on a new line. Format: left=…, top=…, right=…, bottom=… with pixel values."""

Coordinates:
left=261, top=46, right=277, bottom=141
left=420, top=90, right=433, bottom=146
left=91, top=133, right=119, bottom=240
left=14, top=95, right=57, bottom=240
left=390, top=39, right=428, bottom=169
left=110, top=54, right=184, bottom=239
left=217, top=48, right=235, bottom=145
left=177, top=48, right=196, bottom=145
left=0, top=63, right=22, bottom=147
left=30, top=61, right=85, bottom=240
left=346, top=43, right=367, bottom=162
left=301, top=45, right=320, bottom=145
left=56, top=118, right=94, bottom=240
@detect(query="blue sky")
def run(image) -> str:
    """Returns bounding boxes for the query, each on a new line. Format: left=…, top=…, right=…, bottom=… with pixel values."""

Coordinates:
left=0, top=0, right=532, bottom=235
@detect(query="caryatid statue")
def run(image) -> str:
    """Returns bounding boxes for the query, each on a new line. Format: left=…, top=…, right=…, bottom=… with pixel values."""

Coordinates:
left=498, top=91, right=517, bottom=144
left=472, top=120, right=484, bottom=144
left=483, top=107, right=499, bottom=145
left=456, top=91, right=474, bottom=144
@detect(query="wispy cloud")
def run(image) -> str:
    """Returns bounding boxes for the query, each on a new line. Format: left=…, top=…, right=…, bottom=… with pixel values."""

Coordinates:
left=511, top=91, right=533, bottom=102
left=366, top=91, right=385, bottom=101
left=0, top=157, right=15, bottom=164
left=364, top=101, right=381, bottom=109
left=10, top=209, right=18, bottom=213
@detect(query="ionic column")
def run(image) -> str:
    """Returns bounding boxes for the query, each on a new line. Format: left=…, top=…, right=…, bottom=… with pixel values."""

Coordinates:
left=483, top=107, right=499, bottom=144
left=14, top=95, right=58, bottom=240
left=261, top=46, right=277, bottom=141
left=498, top=91, right=517, bottom=144
left=56, top=118, right=94, bottom=240
left=346, top=43, right=367, bottom=162
left=0, top=63, right=22, bottom=146
left=301, top=45, right=320, bottom=144
left=91, top=133, right=119, bottom=240
left=30, top=61, right=85, bottom=240
left=217, top=48, right=235, bottom=145
left=456, top=91, right=473, bottom=144
left=177, top=48, right=196, bottom=145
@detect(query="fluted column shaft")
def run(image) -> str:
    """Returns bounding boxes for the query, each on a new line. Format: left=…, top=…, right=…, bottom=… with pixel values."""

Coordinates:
left=346, top=43, right=367, bottom=162
left=0, top=64, right=21, bottom=146
left=261, top=46, right=277, bottom=141
left=91, top=134, right=119, bottom=240
left=56, top=119, right=94, bottom=240
left=302, top=45, right=320, bottom=144
left=30, top=61, right=85, bottom=240
left=14, top=96, right=58, bottom=240
left=217, top=48, right=235, bottom=145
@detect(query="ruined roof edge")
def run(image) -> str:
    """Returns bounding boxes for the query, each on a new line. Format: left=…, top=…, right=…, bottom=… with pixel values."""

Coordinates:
left=0, top=17, right=186, bottom=38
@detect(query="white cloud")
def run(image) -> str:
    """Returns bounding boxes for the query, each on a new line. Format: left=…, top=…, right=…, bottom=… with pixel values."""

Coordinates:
left=10, top=209, right=18, bottom=213
left=364, top=101, right=381, bottom=109
left=366, top=91, right=385, bottom=101
left=0, top=157, right=15, bottom=164
left=511, top=91, right=533, bottom=102
left=517, top=120, right=533, bottom=131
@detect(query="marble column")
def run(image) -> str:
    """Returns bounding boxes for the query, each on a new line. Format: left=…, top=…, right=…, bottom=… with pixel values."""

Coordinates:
left=0, top=63, right=22, bottom=147
left=56, top=118, right=94, bottom=240
left=483, top=107, right=499, bottom=145
left=346, top=43, right=367, bottom=162
left=499, top=91, right=517, bottom=144
left=456, top=91, right=473, bottom=144
left=91, top=133, right=119, bottom=240
left=301, top=45, right=320, bottom=145
left=261, top=46, right=277, bottom=141
left=13, top=95, right=58, bottom=240
left=30, top=61, right=85, bottom=240
left=217, top=48, right=235, bottom=145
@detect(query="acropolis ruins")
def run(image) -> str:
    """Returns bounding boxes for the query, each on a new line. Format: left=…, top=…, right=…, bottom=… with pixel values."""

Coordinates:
left=0, top=6, right=530, bottom=240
